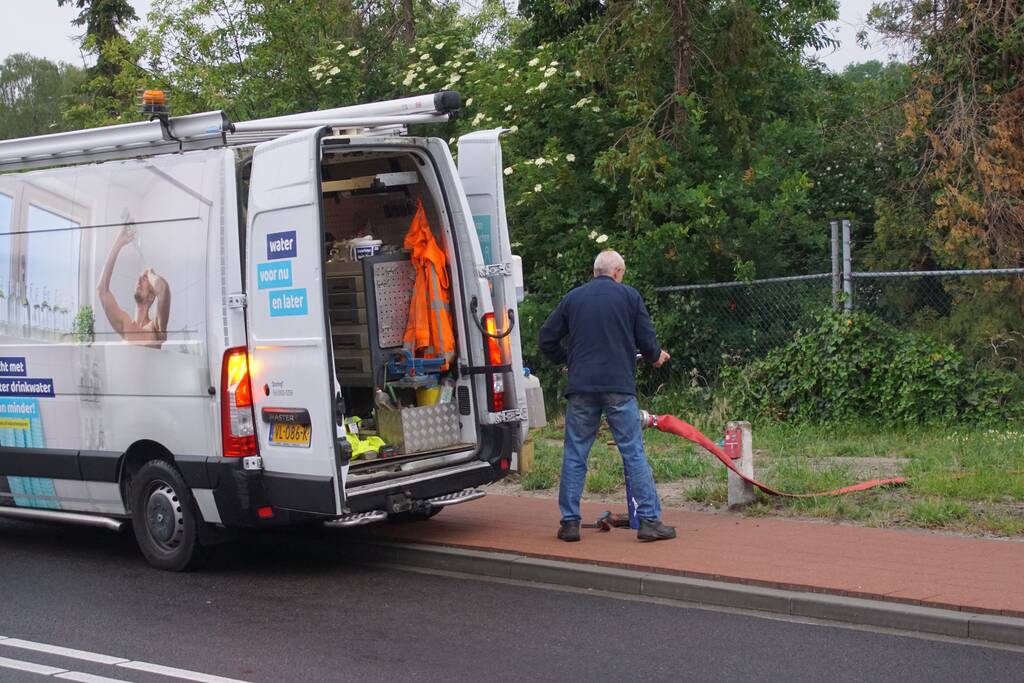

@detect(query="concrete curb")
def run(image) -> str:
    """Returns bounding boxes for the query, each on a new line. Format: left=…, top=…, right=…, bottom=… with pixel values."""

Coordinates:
left=346, top=540, right=1024, bottom=648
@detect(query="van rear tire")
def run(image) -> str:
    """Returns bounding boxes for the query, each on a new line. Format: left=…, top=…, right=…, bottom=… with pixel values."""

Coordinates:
left=130, top=459, right=201, bottom=571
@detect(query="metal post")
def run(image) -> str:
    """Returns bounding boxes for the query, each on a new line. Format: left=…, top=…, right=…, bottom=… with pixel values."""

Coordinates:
left=830, top=219, right=841, bottom=311
left=842, top=218, right=853, bottom=312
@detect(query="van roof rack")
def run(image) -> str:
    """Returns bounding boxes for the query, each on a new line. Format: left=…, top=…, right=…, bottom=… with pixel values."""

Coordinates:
left=0, top=91, right=460, bottom=173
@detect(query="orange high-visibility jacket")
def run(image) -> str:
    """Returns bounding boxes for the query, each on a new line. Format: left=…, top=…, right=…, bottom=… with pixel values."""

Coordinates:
left=403, top=199, right=455, bottom=364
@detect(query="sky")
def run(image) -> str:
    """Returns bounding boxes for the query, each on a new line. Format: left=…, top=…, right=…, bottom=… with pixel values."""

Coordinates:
left=0, top=0, right=896, bottom=73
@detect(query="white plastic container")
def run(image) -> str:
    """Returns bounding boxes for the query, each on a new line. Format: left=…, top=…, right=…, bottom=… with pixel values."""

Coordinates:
left=348, top=236, right=383, bottom=260
left=524, top=373, right=547, bottom=428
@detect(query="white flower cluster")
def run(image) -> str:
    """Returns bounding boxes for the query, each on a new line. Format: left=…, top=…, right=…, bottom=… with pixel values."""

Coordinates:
left=945, top=429, right=1024, bottom=444
left=397, top=44, right=474, bottom=91
left=308, top=42, right=368, bottom=85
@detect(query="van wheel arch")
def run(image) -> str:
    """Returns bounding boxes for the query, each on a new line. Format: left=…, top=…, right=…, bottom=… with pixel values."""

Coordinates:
left=118, top=440, right=176, bottom=513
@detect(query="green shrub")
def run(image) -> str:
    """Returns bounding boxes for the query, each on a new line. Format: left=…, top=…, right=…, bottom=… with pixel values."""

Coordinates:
left=73, top=305, right=94, bottom=344
left=722, top=311, right=1018, bottom=424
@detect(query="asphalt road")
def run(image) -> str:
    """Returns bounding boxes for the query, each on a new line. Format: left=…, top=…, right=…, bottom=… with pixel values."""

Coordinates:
left=0, top=517, right=1021, bottom=683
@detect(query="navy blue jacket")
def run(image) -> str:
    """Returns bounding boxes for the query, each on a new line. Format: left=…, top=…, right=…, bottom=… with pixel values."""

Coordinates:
left=538, top=276, right=662, bottom=396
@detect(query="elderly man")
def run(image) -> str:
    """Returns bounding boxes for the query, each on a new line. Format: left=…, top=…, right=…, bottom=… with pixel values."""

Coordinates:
left=539, top=250, right=676, bottom=542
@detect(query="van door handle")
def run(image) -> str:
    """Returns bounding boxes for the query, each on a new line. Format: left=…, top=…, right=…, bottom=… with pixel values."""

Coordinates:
left=470, top=297, right=516, bottom=340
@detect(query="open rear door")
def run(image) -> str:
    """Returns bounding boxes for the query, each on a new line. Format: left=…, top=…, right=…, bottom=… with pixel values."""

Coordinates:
left=457, top=130, right=528, bottom=443
left=246, top=128, right=343, bottom=516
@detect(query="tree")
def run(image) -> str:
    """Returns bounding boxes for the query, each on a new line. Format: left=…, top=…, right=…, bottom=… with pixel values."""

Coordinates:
left=133, top=0, right=451, bottom=121
left=57, top=0, right=138, bottom=79
left=0, top=54, right=86, bottom=139
left=869, top=0, right=1023, bottom=270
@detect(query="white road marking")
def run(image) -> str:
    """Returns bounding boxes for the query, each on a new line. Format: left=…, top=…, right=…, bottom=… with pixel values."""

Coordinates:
left=1, top=639, right=128, bottom=665
left=0, top=654, right=67, bottom=675
left=117, top=661, right=249, bottom=683
left=0, top=637, right=249, bottom=683
left=56, top=673, right=133, bottom=683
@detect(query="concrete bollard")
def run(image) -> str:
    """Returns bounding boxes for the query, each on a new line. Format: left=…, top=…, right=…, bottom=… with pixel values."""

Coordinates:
left=725, top=421, right=756, bottom=509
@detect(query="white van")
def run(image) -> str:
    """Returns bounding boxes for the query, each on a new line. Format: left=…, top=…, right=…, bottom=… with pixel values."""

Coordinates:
left=0, top=91, right=530, bottom=570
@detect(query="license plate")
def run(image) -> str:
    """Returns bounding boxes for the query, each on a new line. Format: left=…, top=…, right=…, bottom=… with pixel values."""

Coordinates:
left=271, top=422, right=311, bottom=447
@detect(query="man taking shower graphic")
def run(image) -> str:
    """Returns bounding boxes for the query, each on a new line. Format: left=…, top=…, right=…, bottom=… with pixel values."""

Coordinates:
left=97, top=223, right=171, bottom=349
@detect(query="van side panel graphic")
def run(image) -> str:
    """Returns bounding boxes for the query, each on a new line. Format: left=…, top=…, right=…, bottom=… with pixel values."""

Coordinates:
left=0, top=151, right=229, bottom=511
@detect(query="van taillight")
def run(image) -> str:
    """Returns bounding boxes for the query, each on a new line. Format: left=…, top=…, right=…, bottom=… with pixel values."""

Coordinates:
left=221, top=346, right=257, bottom=457
left=483, top=313, right=505, bottom=412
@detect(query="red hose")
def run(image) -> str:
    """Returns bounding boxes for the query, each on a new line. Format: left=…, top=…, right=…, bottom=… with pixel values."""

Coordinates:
left=653, top=414, right=908, bottom=498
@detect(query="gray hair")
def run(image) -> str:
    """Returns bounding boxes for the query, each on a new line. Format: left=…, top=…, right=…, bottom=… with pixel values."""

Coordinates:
left=593, top=250, right=625, bottom=277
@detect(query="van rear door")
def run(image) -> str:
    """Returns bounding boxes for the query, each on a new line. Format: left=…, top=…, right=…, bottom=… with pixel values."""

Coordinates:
left=246, top=128, right=342, bottom=516
left=456, top=130, right=528, bottom=442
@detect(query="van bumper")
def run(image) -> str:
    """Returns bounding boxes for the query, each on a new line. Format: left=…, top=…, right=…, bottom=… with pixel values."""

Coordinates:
left=344, top=422, right=521, bottom=514
left=189, top=421, right=521, bottom=524
left=184, top=457, right=325, bottom=528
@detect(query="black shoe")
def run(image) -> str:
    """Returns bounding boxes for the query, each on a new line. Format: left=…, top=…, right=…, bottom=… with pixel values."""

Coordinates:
left=557, top=520, right=581, bottom=542
left=637, top=518, right=676, bottom=542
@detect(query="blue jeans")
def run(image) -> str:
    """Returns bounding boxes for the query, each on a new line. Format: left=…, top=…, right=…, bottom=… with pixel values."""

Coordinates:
left=559, top=393, right=662, bottom=523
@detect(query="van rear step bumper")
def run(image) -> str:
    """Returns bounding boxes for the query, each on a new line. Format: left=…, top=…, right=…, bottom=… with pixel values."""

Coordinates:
left=326, top=488, right=486, bottom=528
left=325, top=510, right=389, bottom=528
left=427, top=488, right=486, bottom=508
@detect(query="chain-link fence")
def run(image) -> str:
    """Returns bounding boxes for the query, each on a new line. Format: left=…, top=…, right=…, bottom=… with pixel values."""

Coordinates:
left=854, top=270, right=1024, bottom=373
left=653, top=275, right=832, bottom=384
left=653, top=268, right=1024, bottom=384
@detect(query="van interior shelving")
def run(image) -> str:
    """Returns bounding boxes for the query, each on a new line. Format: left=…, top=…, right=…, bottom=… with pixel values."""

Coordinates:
left=319, top=147, right=477, bottom=474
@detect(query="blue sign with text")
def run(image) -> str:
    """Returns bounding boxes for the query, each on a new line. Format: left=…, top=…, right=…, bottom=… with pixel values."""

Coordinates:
left=269, top=288, right=308, bottom=317
left=0, top=357, right=27, bottom=377
left=0, top=398, right=38, bottom=416
left=257, top=261, right=293, bottom=290
left=0, top=378, right=54, bottom=398
left=266, top=230, right=297, bottom=260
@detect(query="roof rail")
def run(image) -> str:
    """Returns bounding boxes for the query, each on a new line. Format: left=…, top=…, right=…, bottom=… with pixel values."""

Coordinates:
left=235, top=91, right=460, bottom=131
left=0, top=111, right=231, bottom=171
left=0, top=91, right=461, bottom=173
left=232, top=112, right=449, bottom=134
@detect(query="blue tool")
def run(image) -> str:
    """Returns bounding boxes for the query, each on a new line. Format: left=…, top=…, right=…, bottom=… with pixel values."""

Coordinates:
left=386, top=350, right=445, bottom=387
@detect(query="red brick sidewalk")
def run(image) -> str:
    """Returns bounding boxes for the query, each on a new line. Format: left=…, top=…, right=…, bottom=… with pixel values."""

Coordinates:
left=366, top=494, right=1024, bottom=617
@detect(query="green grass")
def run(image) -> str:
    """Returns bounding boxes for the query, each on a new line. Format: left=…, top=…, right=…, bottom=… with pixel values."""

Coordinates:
left=520, top=439, right=562, bottom=490
left=976, top=512, right=1024, bottom=536
left=585, top=468, right=621, bottom=494
left=520, top=466, right=558, bottom=491
left=519, top=413, right=1024, bottom=537
left=686, top=478, right=727, bottom=505
left=907, top=498, right=972, bottom=527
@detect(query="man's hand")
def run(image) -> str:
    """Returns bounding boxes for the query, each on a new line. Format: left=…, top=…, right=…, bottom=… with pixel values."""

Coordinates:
left=653, top=350, right=671, bottom=368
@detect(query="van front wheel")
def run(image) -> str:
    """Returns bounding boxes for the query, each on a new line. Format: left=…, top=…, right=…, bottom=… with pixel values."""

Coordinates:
left=131, top=459, right=201, bottom=571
